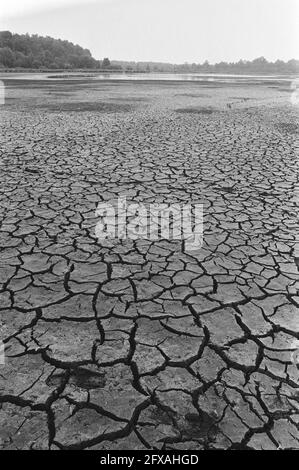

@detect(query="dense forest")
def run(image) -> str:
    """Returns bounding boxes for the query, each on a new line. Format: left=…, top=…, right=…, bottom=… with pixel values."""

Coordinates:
left=0, top=31, right=109, bottom=69
left=114, top=57, right=299, bottom=74
left=0, top=31, right=298, bottom=74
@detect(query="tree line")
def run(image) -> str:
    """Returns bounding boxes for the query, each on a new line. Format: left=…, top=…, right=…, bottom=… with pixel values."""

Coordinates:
left=0, top=31, right=112, bottom=69
left=0, top=31, right=298, bottom=74
left=114, top=57, right=299, bottom=74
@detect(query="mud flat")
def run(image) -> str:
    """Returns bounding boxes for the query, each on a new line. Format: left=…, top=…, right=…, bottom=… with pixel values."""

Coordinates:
left=0, top=76, right=298, bottom=450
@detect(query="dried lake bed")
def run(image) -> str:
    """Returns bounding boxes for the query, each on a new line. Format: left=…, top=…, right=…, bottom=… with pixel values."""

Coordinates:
left=0, top=74, right=298, bottom=450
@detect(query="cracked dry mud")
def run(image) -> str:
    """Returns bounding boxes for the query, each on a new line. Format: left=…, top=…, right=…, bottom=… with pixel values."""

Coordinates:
left=0, top=77, right=298, bottom=450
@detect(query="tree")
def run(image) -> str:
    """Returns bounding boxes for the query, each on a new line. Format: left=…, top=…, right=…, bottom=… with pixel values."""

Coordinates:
left=0, top=31, right=13, bottom=48
left=0, top=47, right=14, bottom=67
left=102, top=57, right=111, bottom=68
left=0, top=31, right=102, bottom=69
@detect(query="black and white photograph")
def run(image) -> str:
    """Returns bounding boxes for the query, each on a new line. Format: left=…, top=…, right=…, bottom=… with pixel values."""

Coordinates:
left=0, top=0, right=298, bottom=455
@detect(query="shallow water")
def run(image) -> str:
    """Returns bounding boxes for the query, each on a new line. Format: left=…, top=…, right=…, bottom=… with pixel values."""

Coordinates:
left=0, top=71, right=295, bottom=83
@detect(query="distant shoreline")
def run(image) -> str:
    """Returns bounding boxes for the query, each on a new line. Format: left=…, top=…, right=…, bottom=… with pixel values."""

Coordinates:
left=0, top=68, right=126, bottom=74
left=0, top=69, right=297, bottom=78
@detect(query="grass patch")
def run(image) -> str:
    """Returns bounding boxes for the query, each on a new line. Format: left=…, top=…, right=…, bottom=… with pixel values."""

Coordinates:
left=175, top=93, right=209, bottom=98
left=38, top=100, right=134, bottom=113
left=175, top=106, right=214, bottom=115
left=275, top=122, right=299, bottom=135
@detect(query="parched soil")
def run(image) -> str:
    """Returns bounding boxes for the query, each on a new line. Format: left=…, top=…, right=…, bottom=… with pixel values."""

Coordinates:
left=0, top=77, right=298, bottom=450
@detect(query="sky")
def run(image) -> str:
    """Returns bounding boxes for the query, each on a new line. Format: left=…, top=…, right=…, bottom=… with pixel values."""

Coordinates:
left=0, top=0, right=298, bottom=63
